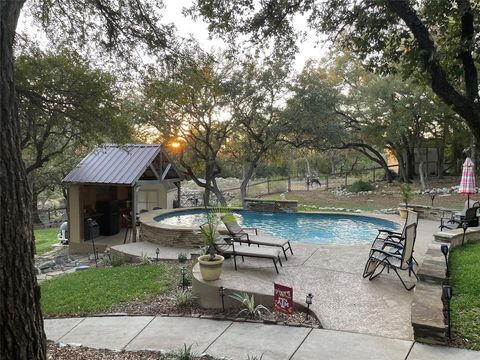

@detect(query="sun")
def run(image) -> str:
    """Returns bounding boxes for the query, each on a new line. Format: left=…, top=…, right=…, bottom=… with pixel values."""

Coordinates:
left=166, top=137, right=186, bottom=152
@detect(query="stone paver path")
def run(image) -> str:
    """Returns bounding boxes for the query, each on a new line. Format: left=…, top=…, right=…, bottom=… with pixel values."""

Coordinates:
left=44, top=316, right=480, bottom=360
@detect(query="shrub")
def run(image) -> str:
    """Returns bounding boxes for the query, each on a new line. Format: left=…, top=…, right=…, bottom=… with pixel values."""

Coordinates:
left=178, top=252, right=188, bottom=264
left=229, top=292, right=270, bottom=319
left=171, top=289, right=197, bottom=308
left=111, top=252, right=125, bottom=267
left=171, top=344, right=196, bottom=360
left=399, top=183, right=414, bottom=207
left=349, top=180, right=374, bottom=193
left=139, top=252, right=151, bottom=265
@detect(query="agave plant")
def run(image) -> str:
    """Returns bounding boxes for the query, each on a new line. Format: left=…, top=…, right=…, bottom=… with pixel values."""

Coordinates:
left=200, top=212, right=219, bottom=261
left=229, top=292, right=270, bottom=319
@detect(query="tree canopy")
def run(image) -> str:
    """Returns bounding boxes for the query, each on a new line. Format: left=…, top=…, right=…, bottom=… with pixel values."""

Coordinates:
left=192, top=0, right=480, bottom=144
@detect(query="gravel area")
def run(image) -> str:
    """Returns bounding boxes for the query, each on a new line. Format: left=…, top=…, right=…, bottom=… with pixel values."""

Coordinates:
left=47, top=343, right=217, bottom=359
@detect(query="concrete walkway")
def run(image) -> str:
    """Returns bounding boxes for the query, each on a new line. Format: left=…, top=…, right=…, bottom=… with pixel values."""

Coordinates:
left=45, top=315, right=480, bottom=360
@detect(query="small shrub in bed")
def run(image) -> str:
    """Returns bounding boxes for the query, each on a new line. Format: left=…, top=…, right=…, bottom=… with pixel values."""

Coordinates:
left=349, top=180, right=374, bottom=193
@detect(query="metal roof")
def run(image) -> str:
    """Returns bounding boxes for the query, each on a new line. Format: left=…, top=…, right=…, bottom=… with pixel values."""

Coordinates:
left=63, top=144, right=163, bottom=185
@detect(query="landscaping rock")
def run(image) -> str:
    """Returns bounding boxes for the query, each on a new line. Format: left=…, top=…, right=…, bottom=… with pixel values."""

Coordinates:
left=39, top=260, right=56, bottom=270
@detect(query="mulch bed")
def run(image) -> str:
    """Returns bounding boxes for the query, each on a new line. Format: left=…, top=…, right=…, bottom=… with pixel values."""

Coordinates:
left=111, top=290, right=321, bottom=328
left=47, top=343, right=217, bottom=359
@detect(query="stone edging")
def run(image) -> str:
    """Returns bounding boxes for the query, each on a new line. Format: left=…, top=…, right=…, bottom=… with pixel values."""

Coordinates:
left=412, top=226, right=480, bottom=344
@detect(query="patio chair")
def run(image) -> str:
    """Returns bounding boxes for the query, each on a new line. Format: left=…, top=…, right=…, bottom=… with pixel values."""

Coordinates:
left=362, top=223, right=418, bottom=291
left=210, top=234, right=283, bottom=274
left=220, top=214, right=293, bottom=260
left=371, top=210, right=418, bottom=251
left=440, top=206, right=479, bottom=231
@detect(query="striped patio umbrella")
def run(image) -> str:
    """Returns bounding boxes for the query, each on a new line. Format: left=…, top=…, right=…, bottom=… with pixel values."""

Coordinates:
left=459, top=157, right=477, bottom=203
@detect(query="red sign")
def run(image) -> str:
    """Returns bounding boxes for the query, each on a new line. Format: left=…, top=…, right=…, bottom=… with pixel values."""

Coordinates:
left=274, top=283, right=293, bottom=314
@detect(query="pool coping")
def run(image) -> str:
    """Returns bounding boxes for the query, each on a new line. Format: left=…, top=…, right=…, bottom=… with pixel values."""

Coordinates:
left=139, top=207, right=403, bottom=232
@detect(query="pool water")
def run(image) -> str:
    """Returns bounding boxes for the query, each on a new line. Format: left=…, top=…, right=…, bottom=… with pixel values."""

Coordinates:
left=154, top=210, right=398, bottom=245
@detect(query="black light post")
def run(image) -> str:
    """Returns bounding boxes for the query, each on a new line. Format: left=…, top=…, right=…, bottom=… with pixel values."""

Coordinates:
left=156, top=248, right=159, bottom=263
left=441, top=244, right=449, bottom=277
left=430, top=192, right=436, bottom=207
left=219, top=286, right=225, bottom=312
left=181, top=266, right=186, bottom=291
left=305, top=293, right=314, bottom=320
left=462, top=221, right=469, bottom=245
left=443, top=285, right=453, bottom=339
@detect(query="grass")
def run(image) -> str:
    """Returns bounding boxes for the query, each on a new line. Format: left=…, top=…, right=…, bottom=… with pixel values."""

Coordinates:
left=41, top=264, right=175, bottom=317
left=450, top=242, right=480, bottom=350
left=34, top=228, right=59, bottom=255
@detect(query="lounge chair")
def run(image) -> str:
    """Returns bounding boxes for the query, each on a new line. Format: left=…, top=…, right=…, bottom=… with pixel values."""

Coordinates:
left=220, top=214, right=293, bottom=260
left=212, top=235, right=283, bottom=274
left=440, top=205, right=479, bottom=231
left=363, top=223, right=418, bottom=291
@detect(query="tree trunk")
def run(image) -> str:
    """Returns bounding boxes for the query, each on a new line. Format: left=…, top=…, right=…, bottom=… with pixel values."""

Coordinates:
left=470, top=134, right=477, bottom=173
left=0, top=2, right=47, bottom=359
left=211, top=179, right=227, bottom=206
left=240, top=153, right=264, bottom=202
left=29, top=179, right=42, bottom=225
left=345, top=143, right=394, bottom=182
left=415, top=147, right=427, bottom=191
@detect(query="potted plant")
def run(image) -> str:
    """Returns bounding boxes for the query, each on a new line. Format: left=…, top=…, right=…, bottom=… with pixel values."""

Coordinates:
left=197, top=212, right=224, bottom=281
left=399, top=183, right=413, bottom=218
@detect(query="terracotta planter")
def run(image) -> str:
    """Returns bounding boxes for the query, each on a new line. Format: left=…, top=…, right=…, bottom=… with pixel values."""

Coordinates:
left=198, top=255, right=224, bottom=281
left=399, top=207, right=408, bottom=218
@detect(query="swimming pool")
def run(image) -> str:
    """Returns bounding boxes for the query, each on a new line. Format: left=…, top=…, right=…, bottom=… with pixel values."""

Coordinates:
left=153, top=209, right=398, bottom=245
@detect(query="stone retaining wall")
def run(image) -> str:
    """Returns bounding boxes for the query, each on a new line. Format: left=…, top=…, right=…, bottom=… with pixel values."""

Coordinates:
left=243, top=198, right=298, bottom=212
left=140, top=222, right=203, bottom=248
left=411, top=241, right=449, bottom=345
left=412, top=227, right=480, bottom=344
left=405, top=204, right=453, bottom=220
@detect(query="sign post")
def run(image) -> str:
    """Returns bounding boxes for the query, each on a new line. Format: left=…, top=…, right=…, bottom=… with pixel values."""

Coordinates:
left=274, top=283, right=293, bottom=314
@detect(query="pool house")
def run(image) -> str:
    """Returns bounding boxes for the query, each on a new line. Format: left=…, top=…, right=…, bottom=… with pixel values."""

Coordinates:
left=63, top=144, right=182, bottom=254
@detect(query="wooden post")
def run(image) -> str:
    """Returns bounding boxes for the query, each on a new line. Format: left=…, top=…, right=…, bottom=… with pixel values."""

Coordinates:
left=373, top=168, right=376, bottom=182
left=132, top=184, right=137, bottom=242
left=176, top=182, right=181, bottom=208
left=345, top=172, right=348, bottom=187
left=287, top=177, right=291, bottom=192
left=267, top=178, right=270, bottom=194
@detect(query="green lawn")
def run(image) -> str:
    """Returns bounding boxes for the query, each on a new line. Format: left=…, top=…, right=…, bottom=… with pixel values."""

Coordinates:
left=41, top=264, right=175, bottom=317
left=34, top=228, right=59, bottom=255
left=450, top=242, right=480, bottom=350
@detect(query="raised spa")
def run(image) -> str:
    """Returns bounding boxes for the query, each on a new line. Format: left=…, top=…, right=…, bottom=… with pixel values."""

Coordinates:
left=139, top=208, right=397, bottom=248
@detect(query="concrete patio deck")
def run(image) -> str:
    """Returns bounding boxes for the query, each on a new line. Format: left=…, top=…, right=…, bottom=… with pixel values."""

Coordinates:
left=192, top=215, right=439, bottom=341
left=109, top=213, right=439, bottom=341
